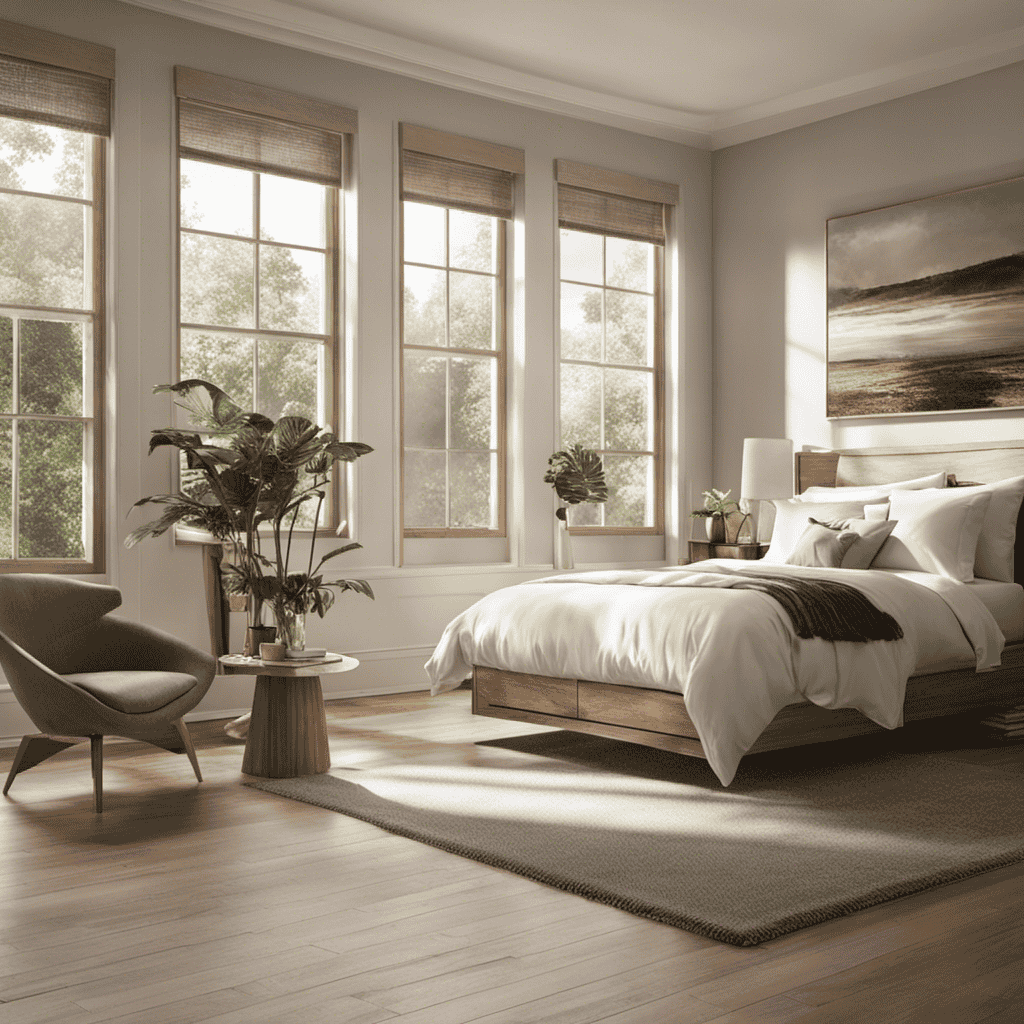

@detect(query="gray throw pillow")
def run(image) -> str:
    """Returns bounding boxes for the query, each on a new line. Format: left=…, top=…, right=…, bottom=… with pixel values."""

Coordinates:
left=811, top=516, right=898, bottom=569
left=785, top=522, right=859, bottom=568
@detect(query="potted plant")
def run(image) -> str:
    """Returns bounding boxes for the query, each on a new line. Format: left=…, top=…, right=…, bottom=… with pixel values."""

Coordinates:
left=126, top=379, right=374, bottom=655
left=544, top=443, right=608, bottom=569
left=690, top=488, right=745, bottom=543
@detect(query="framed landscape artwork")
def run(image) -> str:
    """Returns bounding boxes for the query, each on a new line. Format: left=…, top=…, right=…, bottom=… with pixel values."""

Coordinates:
left=826, top=175, right=1024, bottom=418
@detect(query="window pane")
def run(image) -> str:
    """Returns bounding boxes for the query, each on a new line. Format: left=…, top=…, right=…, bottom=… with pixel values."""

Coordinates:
left=450, top=210, right=496, bottom=273
left=180, top=233, right=254, bottom=328
left=260, top=173, right=325, bottom=248
left=404, top=351, right=446, bottom=448
left=560, top=229, right=602, bottom=285
left=404, top=448, right=446, bottom=528
left=180, top=159, right=252, bottom=236
left=560, top=283, right=602, bottom=361
left=606, top=237, right=653, bottom=293
left=560, top=362, right=601, bottom=448
left=0, top=119, right=87, bottom=200
left=603, top=454, right=653, bottom=528
left=450, top=356, right=496, bottom=449
left=605, top=291, right=653, bottom=367
left=450, top=450, right=495, bottom=528
left=0, top=422, right=11, bottom=558
left=19, top=319, right=84, bottom=416
left=180, top=329, right=254, bottom=410
left=0, top=316, right=11, bottom=413
left=404, top=201, right=445, bottom=266
left=18, top=419, right=85, bottom=559
left=403, top=265, right=446, bottom=347
left=604, top=368, right=652, bottom=451
left=258, top=337, right=320, bottom=422
left=259, top=246, right=325, bottom=334
left=0, top=193, right=85, bottom=309
left=449, top=271, right=495, bottom=351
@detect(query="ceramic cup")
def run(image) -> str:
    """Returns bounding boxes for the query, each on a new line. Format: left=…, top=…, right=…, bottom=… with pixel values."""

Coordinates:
left=259, top=641, right=286, bottom=662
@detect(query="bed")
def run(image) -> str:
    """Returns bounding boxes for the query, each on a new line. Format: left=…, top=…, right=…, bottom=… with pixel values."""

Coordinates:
left=426, top=441, right=1024, bottom=784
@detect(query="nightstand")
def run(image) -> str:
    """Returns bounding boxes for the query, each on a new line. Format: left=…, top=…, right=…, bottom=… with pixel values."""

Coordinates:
left=686, top=541, right=769, bottom=563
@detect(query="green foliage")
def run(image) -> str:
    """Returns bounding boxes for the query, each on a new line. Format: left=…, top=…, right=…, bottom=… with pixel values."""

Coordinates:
left=127, top=379, right=374, bottom=628
left=544, top=443, right=608, bottom=522
left=690, top=488, right=740, bottom=519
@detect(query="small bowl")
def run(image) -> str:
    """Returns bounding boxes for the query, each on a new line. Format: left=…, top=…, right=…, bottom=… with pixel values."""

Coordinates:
left=259, top=642, right=286, bottom=662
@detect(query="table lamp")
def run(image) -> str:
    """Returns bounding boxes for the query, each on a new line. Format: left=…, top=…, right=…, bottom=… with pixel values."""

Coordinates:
left=740, top=438, right=794, bottom=544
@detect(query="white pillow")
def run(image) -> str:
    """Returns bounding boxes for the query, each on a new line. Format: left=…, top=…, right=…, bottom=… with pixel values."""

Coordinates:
left=797, top=471, right=947, bottom=503
left=762, top=499, right=868, bottom=564
left=864, top=503, right=890, bottom=521
left=872, top=488, right=993, bottom=581
left=948, top=475, right=1024, bottom=582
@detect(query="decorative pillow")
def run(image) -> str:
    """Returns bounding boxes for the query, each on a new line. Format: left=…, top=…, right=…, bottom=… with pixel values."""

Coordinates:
left=785, top=522, right=859, bottom=568
left=762, top=499, right=868, bottom=564
left=872, top=488, right=993, bottom=581
left=797, top=471, right=947, bottom=503
left=946, top=475, right=1024, bottom=582
left=811, top=516, right=897, bottom=569
left=863, top=503, right=890, bottom=521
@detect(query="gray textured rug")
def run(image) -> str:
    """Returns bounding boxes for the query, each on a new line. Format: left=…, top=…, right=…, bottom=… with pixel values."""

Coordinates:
left=242, top=733, right=1024, bottom=946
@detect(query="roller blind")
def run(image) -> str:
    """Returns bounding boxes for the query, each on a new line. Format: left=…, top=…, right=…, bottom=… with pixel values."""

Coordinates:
left=175, top=67, right=355, bottom=186
left=556, top=159, right=678, bottom=247
left=0, top=19, right=114, bottom=136
left=401, top=123, right=524, bottom=220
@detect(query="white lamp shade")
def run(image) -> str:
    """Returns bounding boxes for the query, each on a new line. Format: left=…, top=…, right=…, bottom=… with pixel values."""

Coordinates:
left=740, top=437, right=794, bottom=500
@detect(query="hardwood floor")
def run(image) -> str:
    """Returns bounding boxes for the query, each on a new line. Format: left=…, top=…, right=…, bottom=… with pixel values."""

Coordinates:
left=1, top=689, right=1022, bottom=1023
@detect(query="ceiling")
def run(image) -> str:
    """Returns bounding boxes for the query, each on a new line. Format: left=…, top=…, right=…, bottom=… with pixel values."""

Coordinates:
left=125, top=0, right=1024, bottom=148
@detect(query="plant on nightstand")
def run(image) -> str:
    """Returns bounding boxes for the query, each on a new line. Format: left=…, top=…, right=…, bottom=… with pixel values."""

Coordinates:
left=690, top=488, right=750, bottom=544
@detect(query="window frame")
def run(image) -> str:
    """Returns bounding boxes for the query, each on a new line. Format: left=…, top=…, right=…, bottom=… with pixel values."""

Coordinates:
left=172, top=71, right=353, bottom=536
left=557, top=229, right=665, bottom=537
left=399, top=200, right=508, bottom=539
left=0, top=78, right=108, bottom=574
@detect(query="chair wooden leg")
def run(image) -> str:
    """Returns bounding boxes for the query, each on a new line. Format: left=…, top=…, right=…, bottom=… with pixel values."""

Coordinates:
left=90, top=735, right=103, bottom=813
left=173, top=719, right=203, bottom=783
left=3, top=735, right=81, bottom=796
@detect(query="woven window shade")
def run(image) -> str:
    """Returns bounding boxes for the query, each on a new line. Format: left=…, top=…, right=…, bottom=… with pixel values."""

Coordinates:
left=0, top=53, right=111, bottom=136
left=558, top=183, right=666, bottom=246
left=178, top=99, right=342, bottom=185
left=402, top=149, right=515, bottom=220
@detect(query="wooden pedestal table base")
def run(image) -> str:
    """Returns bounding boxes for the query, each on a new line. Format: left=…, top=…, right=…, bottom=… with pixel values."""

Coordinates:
left=218, top=654, right=358, bottom=778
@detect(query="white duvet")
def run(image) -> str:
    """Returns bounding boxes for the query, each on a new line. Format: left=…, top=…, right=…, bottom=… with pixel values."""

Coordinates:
left=425, top=560, right=1005, bottom=785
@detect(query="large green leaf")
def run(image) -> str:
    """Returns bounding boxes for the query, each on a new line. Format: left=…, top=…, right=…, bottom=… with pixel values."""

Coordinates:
left=544, top=443, right=608, bottom=506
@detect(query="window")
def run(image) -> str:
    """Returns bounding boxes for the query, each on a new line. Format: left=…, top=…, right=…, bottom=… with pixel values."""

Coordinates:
left=174, top=68, right=355, bottom=527
left=400, top=124, right=522, bottom=537
left=0, top=22, right=113, bottom=572
left=556, top=160, right=677, bottom=532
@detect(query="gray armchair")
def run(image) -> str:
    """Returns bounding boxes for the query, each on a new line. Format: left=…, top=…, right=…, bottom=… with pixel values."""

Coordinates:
left=0, top=575, right=216, bottom=811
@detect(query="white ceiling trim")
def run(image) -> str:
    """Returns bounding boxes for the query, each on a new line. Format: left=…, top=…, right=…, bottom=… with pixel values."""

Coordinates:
left=124, top=0, right=1024, bottom=151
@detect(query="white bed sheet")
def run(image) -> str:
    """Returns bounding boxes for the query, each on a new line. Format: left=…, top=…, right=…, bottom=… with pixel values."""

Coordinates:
left=966, top=578, right=1024, bottom=644
left=425, top=560, right=1004, bottom=786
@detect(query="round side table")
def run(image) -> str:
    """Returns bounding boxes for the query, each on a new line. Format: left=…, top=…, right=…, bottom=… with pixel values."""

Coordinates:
left=219, top=653, right=358, bottom=778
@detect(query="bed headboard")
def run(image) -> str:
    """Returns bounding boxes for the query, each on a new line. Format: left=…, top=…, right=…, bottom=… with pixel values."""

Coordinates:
left=795, top=441, right=1024, bottom=583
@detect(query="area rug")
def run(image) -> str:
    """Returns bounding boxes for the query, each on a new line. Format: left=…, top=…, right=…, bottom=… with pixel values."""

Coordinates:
left=242, top=733, right=1024, bottom=946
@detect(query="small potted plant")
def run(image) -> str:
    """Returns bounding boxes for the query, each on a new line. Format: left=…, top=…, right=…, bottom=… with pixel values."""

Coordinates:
left=544, top=443, right=608, bottom=569
left=690, top=488, right=742, bottom=543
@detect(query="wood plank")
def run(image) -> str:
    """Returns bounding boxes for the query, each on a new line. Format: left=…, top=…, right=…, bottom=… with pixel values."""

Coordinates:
left=474, top=666, right=578, bottom=718
left=577, top=680, right=701, bottom=739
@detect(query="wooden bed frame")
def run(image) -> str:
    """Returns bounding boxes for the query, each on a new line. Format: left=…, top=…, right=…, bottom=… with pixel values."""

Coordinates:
left=471, top=440, right=1024, bottom=760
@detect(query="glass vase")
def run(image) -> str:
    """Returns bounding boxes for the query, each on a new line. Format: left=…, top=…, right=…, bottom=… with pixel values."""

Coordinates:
left=276, top=608, right=306, bottom=652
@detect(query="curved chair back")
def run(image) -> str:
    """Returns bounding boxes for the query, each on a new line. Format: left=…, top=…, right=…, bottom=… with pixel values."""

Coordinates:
left=0, top=575, right=122, bottom=675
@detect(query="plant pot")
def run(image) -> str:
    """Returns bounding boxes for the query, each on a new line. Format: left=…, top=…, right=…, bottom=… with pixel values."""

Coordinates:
left=243, top=624, right=277, bottom=656
left=705, top=515, right=726, bottom=543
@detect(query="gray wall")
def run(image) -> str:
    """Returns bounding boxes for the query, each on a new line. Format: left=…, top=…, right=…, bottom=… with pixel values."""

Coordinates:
left=0, top=0, right=713, bottom=736
left=712, top=60, right=1024, bottom=495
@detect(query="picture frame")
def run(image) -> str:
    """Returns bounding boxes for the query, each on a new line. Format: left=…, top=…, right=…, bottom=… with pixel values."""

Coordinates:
left=826, top=174, right=1024, bottom=419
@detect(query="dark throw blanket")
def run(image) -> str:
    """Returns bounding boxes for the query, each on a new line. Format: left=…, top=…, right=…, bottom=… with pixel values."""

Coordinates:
left=726, top=571, right=904, bottom=643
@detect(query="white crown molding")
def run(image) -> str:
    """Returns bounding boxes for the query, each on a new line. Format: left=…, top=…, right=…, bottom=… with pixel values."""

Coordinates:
left=120, top=0, right=715, bottom=147
left=709, top=24, right=1024, bottom=149
left=123, top=0, right=1024, bottom=151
